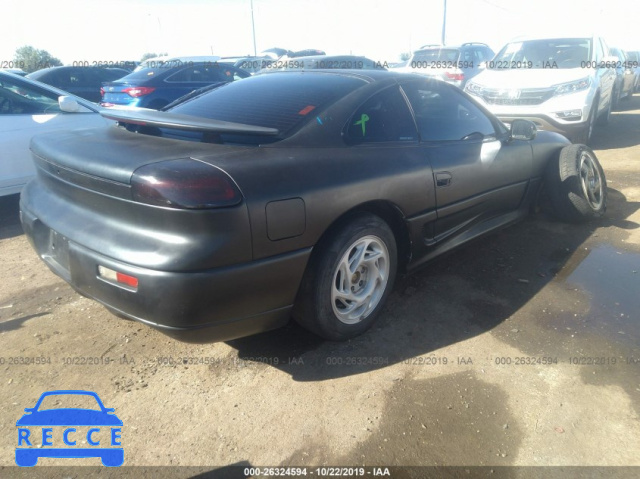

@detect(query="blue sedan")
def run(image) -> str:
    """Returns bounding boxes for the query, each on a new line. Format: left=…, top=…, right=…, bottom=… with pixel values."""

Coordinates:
left=101, top=56, right=250, bottom=109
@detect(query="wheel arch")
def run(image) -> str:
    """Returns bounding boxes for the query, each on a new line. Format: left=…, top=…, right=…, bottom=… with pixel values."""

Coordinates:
left=311, top=200, right=412, bottom=273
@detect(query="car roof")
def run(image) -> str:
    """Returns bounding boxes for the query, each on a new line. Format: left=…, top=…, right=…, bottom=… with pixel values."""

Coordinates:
left=417, top=43, right=490, bottom=50
left=506, top=34, right=598, bottom=42
left=281, top=54, right=375, bottom=62
left=259, top=68, right=425, bottom=83
left=139, top=55, right=222, bottom=66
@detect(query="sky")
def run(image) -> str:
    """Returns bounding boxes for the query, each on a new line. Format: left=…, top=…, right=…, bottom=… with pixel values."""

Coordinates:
left=2, top=0, right=639, bottom=65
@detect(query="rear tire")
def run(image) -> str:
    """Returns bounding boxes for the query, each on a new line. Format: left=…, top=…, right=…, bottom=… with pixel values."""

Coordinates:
left=545, top=144, right=607, bottom=223
left=293, top=213, right=397, bottom=341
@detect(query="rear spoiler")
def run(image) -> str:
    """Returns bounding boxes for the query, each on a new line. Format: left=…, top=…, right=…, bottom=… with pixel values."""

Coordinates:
left=100, top=109, right=280, bottom=136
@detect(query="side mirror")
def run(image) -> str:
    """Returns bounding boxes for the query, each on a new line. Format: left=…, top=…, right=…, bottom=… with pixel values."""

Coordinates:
left=58, top=96, right=80, bottom=113
left=510, top=119, right=537, bottom=141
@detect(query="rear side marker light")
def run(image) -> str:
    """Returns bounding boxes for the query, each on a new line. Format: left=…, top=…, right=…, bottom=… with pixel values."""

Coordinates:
left=98, top=266, right=139, bottom=290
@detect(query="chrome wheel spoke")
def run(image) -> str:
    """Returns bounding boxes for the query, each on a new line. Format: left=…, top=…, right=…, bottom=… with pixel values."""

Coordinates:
left=579, top=153, right=603, bottom=210
left=331, top=235, right=390, bottom=324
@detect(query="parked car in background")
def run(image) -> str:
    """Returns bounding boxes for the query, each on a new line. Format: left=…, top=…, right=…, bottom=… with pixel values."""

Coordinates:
left=259, top=47, right=291, bottom=59
left=100, top=56, right=250, bottom=109
left=2, top=68, right=27, bottom=76
left=465, top=35, right=616, bottom=144
left=27, top=66, right=129, bottom=103
left=21, top=70, right=606, bottom=344
left=0, top=71, right=111, bottom=196
left=624, top=50, right=640, bottom=91
left=609, top=47, right=635, bottom=108
left=287, top=49, right=326, bottom=58
left=259, top=55, right=385, bottom=72
left=218, top=56, right=273, bottom=75
left=397, top=43, right=495, bottom=88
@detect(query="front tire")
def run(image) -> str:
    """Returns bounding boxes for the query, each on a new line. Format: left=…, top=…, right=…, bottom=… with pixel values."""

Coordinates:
left=293, top=213, right=397, bottom=341
left=545, top=144, right=607, bottom=223
left=574, top=104, right=597, bottom=144
left=595, top=96, right=611, bottom=126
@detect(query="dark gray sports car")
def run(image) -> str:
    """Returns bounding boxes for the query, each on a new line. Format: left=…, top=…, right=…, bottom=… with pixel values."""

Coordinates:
left=20, top=70, right=607, bottom=342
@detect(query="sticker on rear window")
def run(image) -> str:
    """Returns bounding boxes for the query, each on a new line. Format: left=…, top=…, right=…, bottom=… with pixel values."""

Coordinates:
left=354, top=113, right=370, bottom=136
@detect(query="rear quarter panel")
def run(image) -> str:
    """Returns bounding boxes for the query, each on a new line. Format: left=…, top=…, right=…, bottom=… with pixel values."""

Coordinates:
left=201, top=144, right=437, bottom=260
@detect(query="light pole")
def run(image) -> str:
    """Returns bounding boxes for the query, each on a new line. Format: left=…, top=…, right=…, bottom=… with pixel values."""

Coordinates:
left=441, top=0, right=447, bottom=45
left=250, top=0, right=257, bottom=56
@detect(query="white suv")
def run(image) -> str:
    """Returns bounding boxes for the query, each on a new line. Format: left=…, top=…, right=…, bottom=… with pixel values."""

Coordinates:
left=464, top=35, right=616, bottom=144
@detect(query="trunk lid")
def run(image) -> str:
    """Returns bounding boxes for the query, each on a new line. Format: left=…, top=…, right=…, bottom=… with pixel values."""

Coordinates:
left=30, top=125, right=245, bottom=186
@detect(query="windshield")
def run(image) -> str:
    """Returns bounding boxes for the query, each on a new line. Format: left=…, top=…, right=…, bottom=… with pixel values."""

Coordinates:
left=168, top=72, right=365, bottom=136
left=491, top=38, right=592, bottom=69
left=37, top=393, right=102, bottom=411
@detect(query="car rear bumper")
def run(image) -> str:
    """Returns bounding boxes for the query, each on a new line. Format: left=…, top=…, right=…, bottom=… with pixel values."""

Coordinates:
left=20, top=206, right=311, bottom=343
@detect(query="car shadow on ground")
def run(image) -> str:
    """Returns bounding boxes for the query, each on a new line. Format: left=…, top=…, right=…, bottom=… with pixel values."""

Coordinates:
left=0, top=193, right=23, bottom=240
left=226, top=188, right=639, bottom=381
left=592, top=93, right=640, bottom=150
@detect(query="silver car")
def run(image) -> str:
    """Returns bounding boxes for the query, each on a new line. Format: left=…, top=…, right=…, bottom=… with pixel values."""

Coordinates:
left=465, top=35, right=617, bottom=144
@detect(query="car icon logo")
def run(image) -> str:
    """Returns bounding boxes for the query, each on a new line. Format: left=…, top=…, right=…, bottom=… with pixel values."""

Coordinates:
left=16, top=390, right=123, bottom=467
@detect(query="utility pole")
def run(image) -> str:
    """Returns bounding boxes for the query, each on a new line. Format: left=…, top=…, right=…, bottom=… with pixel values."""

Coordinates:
left=441, top=0, right=447, bottom=45
left=250, top=0, right=257, bottom=56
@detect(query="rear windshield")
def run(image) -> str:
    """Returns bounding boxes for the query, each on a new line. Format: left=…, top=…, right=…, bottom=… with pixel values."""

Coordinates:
left=412, top=49, right=460, bottom=62
left=168, top=72, right=366, bottom=135
left=491, top=38, right=592, bottom=69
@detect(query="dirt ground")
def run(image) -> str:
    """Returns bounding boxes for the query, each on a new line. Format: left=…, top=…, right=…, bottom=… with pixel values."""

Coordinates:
left=1, top=95, right=639, bottom=478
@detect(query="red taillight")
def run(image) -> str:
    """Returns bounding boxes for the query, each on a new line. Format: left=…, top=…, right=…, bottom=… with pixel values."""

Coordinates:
left=445, top=71, right=464, bottom=82
left=131, top=159, right=242, bottom=209
left=123, top=86, right=156, bottom=98
left=100, top=87, right=105, bottom=96
left=116, top=272, right=139, bottom=288
left=98, top=266, right=139, bottom=289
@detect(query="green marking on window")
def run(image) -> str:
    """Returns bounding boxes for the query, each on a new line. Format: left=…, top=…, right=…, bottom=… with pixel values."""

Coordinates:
left=354, top=113, right=369, bottom=136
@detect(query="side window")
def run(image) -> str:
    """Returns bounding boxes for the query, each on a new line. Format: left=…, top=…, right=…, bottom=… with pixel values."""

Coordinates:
left=345, top=87, right=418, bottom=144
left=166, top=67, right=198, bottom=82
left=0, top=76, right=61, bottom=114
left=402, top=80, right=496, bottom=142
left=168, top=65, right=237, bottom=83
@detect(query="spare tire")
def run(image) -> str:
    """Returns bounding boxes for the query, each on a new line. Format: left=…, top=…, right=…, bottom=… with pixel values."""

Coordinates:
left=545, top=144, right=607, bottom=223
